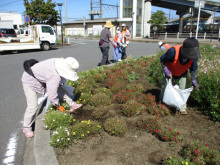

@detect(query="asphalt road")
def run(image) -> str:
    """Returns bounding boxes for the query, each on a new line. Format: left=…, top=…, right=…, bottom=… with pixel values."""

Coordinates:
left=0, top=39, right=161, bottom=164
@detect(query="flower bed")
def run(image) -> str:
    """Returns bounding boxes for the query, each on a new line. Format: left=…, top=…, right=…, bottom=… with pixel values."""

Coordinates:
left=44, top=45, right=220, bottom=165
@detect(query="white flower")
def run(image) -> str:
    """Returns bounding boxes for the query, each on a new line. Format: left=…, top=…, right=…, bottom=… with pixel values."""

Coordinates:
left=53, top=119, right=55, bottom=122
left=57, top=139, right=60, bottom=142
left=68, top=138, right=70, bottom=141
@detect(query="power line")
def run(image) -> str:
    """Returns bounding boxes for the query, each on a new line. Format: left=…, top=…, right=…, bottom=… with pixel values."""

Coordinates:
left=0, top=0, right=22, bottom=8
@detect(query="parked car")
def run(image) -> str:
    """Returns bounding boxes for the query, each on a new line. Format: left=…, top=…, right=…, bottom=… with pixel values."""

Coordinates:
left=16, top=28, right=30, bottom=37
left=0, top=28, right=17, bottom=37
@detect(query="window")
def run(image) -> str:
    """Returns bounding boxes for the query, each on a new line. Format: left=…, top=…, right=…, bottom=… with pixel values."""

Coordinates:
left=136, top=0, right=142, bottom=37
left=123, top=0, right=133, bottom=18
left=41, top=26, right=54, bottom=35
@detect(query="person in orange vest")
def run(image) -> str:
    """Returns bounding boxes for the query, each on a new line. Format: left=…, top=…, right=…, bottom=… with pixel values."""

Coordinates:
left=121, top=24, right=131, bottom=60
left=159, top=38, right=201, bottom=115
left=158, top=41, right=172, bottom=51
left=113, top=24, right=131, bottom=62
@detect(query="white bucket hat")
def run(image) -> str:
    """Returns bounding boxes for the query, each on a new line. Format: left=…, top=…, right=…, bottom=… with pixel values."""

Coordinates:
left=55, top=57, right=79, bottom=81
left=121, top=23, right=126, bottom=27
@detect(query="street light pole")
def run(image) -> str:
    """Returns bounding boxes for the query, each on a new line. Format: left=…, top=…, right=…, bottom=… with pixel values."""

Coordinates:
left=57, top=3, right=63, bottom=45
left=210, top=7, right=218, bottom=42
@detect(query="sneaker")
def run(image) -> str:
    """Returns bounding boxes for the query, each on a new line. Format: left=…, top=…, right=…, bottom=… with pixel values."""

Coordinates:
left=23, top=127, right=34, bottom=138
left=180, top=109, right=188, bottom=115
left=70, top=103, right=83, bottom=113
left=118, top=59, right=122, bottom=62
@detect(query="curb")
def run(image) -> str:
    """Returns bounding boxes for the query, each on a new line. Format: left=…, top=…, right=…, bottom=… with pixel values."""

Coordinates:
left=34, top=108, right=59, bottom=165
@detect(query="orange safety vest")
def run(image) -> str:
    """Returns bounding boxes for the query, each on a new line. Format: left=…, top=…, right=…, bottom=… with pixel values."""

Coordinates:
left=166, top=45, right=193, bottom=76
left=114, top=34, right=123, bottom=43
left=163, top=44, right=172, bottom=50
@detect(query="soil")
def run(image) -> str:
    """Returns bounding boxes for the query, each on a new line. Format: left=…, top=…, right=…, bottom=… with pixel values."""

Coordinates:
left=54, top=82, right=220, bottom=165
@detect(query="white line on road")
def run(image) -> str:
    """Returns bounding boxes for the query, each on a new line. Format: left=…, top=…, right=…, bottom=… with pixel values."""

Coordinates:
left=2, top=132, right=18, bottom=165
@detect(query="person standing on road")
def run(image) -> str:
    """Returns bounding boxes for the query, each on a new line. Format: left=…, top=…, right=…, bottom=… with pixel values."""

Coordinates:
left=113, top=24, right=131, bottom=62
left=121, top=24, right=131, bottom=60
left=159, top=38, right=201, bottom=115
left=21, top=57, right=82, bottom=138
left=99, top=20, right=115, bottom=66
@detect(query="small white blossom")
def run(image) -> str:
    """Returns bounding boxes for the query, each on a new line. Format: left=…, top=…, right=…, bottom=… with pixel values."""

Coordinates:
left=57, top=139, right=60, bottom=142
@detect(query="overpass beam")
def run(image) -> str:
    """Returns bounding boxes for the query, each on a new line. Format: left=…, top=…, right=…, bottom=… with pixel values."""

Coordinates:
left=143, top=0, right=151, bottom=38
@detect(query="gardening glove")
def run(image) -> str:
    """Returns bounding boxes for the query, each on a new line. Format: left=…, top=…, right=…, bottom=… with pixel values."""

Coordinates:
left=57, top=105, right=66, bottom=112
left=113, top=45, right=116, bottom=49
left=122, top=44, right=127, bottom=48
left=163, top=67, right=172, bottom=78
left=192, top=80, right=199, bottom=90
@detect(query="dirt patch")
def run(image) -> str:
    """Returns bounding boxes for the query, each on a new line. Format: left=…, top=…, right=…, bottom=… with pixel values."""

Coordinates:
left=53, top=59, right=219, bottom=164
left=54, top=97, right=220, bottom=165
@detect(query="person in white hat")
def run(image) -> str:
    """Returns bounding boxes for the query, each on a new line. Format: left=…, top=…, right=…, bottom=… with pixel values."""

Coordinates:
left=113, top=23, right=131, bottom=61
left=99, top=20, right=115, bottom=66
left=21, top=57, right=82, bottom=138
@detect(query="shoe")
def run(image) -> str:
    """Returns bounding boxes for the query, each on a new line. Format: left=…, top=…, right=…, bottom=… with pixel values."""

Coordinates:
left=179, top=109, right=188, bottom=115
left=23, top=127, right=34, bottom=138
left=118, top=59, right=122, bottom=62
left=70, top=103, right=83, bottom=113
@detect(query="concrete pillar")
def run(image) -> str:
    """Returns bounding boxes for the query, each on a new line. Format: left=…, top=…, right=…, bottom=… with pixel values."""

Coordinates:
left=132, top=0, right=137, bottom=38
left=143, top=0, right=151, bottom=38
left=120, top=0, right=123, bottom=18
left=179, top=14, right=183, bottom=33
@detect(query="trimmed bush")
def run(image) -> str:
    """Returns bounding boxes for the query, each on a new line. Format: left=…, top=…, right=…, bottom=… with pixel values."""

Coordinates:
left=104, top=117, right=127, bottom=137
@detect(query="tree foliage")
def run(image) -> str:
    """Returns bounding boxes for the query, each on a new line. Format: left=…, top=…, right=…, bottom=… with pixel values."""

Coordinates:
left=24, top=0, right=60, bottom=26
left=147, top=10, right=167, bottom=31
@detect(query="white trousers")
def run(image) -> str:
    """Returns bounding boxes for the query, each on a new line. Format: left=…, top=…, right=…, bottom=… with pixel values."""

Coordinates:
left=22, top=84, right=75, bottom=128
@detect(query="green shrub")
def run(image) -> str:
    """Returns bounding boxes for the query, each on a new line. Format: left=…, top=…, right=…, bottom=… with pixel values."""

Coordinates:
left=43, top=111, right=73, bottom=130
left=181, top=140, right=220, bottom=165
left=126, top=83, right=144, bottom=94
left=94, top=87, right=112, bottom=96
left=50, top=126, right=73, bottom=149
left=147, top=102, right=171, bottom=117
left=127, top=71, right=140, bottom=82
left=162, top=156, right=193, bottom=165
left=191, top=45, right=220, bottom=122
left=72, top=120, right=103, bottom=140
left=137, top=116, right=183, bottom=143
left=121, top=99, right=146, bottom=117
left=138, top=93, right=156, bottom=106
left=77, top=92, right=92, bottom=105
left=147, top=52, right=163, bottom=88
left=90, top=93, right=111, bottom=107
left=104, top=117, right=127, bottom=137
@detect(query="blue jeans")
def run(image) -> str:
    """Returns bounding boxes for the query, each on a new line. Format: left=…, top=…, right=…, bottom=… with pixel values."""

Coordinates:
left=113, top=46, right=122, bottom=61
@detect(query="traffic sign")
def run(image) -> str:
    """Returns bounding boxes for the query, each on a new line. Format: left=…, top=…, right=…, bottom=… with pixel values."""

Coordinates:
left=25, top=15, right=30, bottom=23
left=194, top=0, right=205, bottom=8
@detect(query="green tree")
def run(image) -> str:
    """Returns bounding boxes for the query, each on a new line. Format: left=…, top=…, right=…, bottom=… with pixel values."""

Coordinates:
left=24, top=0, right=60, bottom=26
left=147, top=10, right=167, bottom=31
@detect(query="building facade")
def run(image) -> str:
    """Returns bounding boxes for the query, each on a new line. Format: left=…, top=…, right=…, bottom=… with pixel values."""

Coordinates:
left=0, top=13, right=23, bottom=30
left=120, top=0, right=152, bottom=38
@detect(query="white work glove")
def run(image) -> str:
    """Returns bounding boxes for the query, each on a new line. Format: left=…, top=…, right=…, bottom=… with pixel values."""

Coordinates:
left=122, top=44, right=127, bottom=48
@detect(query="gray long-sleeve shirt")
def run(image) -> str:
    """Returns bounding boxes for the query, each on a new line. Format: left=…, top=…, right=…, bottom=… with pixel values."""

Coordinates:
left=100, top=27, right=114, bottom=47
left=21, top=58, right=66, bottom=106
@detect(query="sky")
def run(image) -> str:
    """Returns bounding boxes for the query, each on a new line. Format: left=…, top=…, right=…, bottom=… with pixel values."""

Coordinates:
left=0, top=0, right=219, bottom=23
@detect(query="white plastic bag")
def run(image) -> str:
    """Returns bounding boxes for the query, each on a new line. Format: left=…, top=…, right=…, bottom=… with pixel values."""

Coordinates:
left=163, top=79, right=193, bottom=110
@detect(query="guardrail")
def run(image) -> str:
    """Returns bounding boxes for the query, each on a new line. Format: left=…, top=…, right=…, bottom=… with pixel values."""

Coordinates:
left=150, top=32, right=220, bottom=41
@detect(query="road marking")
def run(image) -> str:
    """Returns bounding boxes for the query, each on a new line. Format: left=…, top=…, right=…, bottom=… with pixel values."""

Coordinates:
left=2, top=132, right=18, bottom=165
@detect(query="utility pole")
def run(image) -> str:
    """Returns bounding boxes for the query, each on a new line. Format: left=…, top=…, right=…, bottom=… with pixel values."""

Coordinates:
left=100, top=0, right=102, bottom=19
left=65, top=0, right=67, bottom=23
